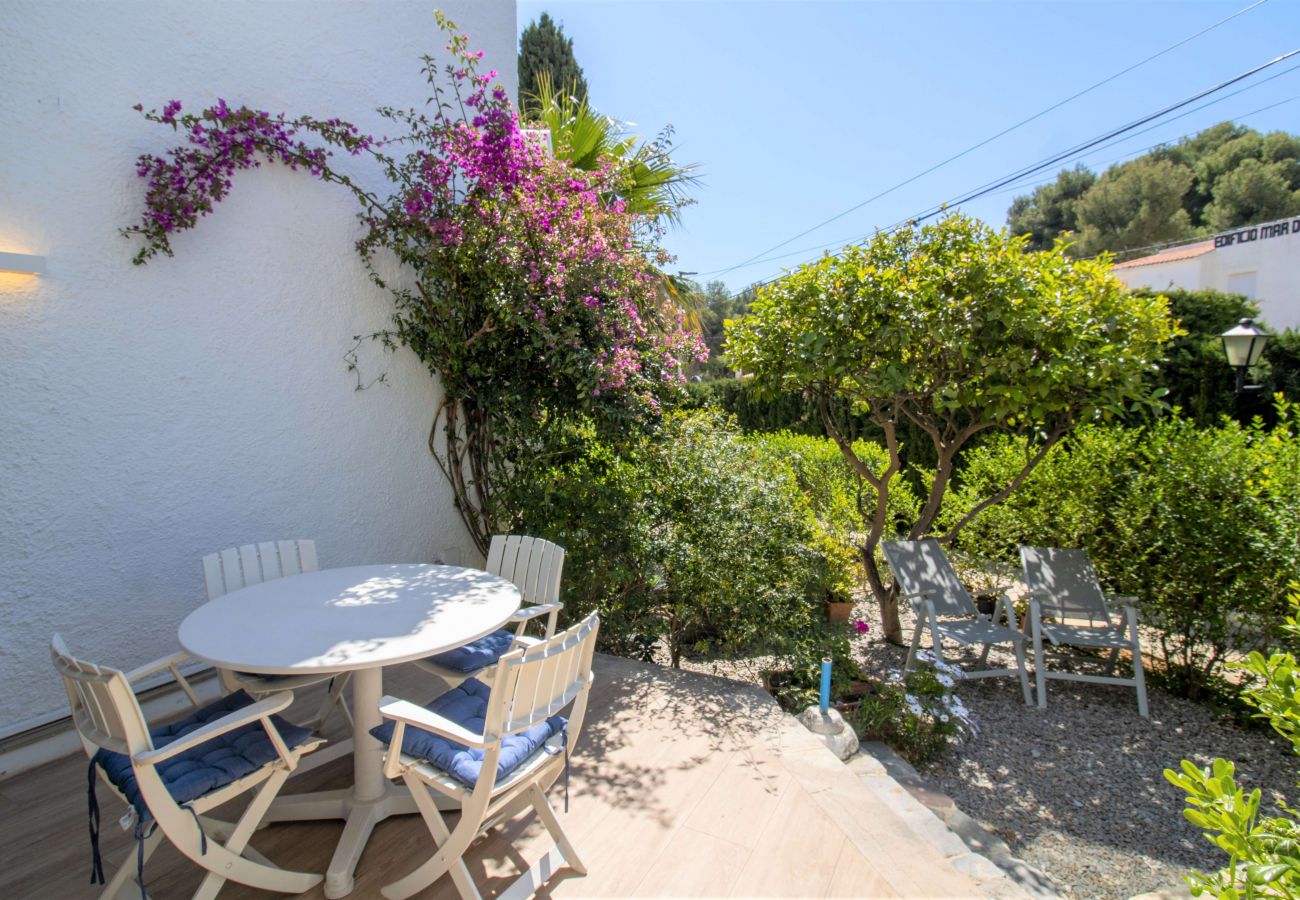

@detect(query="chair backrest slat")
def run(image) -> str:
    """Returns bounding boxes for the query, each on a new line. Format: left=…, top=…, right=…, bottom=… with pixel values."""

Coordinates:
left=257, top=541, right=284, bottom=580
left=291, top=539, right=317, bottom=575
left=485, top=534, right=566, bottom=606
left=882, top=541, right=976, bottom=618
left=485, top=537, right=506, bottom=575
left=496, top=536, right=523, bottom=592
left=237, top=544, right=262, bottom=587
left=520, top=540, right=544, bottom=604
left=1019, top=547, right=1109, bottom=623
left=544, top=547, right=564, bottom=605
left=486, top=613, right=599, bottom=739
left=203, top=539, right=318, bottom=600
left=50, top=634, right=151, bottom=756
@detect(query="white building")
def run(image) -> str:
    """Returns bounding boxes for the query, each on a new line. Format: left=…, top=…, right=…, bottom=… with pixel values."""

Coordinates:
left=0, top=0, right=517, bottom=767
left=1112, top=216, right=1300, bottom=329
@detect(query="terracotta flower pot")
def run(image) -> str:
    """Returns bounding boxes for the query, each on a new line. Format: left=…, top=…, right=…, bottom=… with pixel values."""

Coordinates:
left=826, top=600, right=855, bottom=623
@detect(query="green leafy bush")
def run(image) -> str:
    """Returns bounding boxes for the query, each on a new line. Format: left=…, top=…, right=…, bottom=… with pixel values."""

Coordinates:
left=508, top=411, right=851, bottom=677
left=1165, top=593, right=1300, bottom=897
left=726, top=213, right=1176, bottom=643
left=805, top=528, right=860, bottom=603
left=946, top=407, right=1300, bottom=693
left=1139, top=287, right=1256, bottom=426
left=745, top=431, right=920, bottom=543
left=852, top=653, right=975, bottom=765
left=683, top=379, right=826, bottom=435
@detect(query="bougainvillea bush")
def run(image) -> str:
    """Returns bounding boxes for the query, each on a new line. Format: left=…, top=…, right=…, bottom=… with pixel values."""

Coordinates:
left=124, top=13, right=704, bottom=553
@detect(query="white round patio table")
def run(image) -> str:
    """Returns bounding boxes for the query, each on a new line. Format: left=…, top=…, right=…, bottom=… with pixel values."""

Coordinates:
left=178, top=564, right=521, bottom=898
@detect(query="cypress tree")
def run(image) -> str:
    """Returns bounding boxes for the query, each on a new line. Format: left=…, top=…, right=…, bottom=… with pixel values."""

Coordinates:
left=518, top=12, right=588, bottom=118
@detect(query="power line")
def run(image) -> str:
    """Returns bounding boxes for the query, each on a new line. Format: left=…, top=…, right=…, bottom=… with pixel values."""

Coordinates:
left=897, top=47, right=1300, bottom=233
left=713, top=71, right=1300, bottom=278
left=979, top=64, right=1300, bottom=193
left=731, top=59, right=1300, bottom=295
left=711, top=0, right=1271, bottom=277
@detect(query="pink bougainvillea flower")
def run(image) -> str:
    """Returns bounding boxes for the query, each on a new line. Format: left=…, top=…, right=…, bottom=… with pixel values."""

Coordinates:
left=852, top=620, right=871, bottom=634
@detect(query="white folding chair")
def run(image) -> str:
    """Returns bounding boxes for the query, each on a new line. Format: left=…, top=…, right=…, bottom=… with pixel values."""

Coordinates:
left=883, top=540, right=1033, bottom=705
left=413, top=535, right=565, bottom=687
left=375, top=612, right=600, bottom=900
left=203, top=540, right=350, bottom=729
left=1019, top=546, right=1149, bottom=717
left=51, top=634, right=325, bottom=900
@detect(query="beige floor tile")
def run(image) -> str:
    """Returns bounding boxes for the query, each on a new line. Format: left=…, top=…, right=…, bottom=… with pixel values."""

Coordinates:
left=683, top=744, right=791, bottom=849
left=824, top=837, right=902, bottom=898
left=1, top=655, right=984, bottom=900
left=727, top=783, right=846, bottom=898
left=629, top=826, right=752, bottom=898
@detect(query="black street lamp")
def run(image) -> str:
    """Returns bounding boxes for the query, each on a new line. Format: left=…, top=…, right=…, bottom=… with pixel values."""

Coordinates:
left=1220, top=318, right=1271, bottom=394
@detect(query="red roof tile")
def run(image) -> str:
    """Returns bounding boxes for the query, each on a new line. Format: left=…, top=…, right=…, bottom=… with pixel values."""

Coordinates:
left=1113, top=240, right=1214, bottom=270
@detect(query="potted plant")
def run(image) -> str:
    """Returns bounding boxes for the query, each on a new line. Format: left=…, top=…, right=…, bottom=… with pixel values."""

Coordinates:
left=812, top=530, right=860, bottom=622
left=949, top=551, right=1018, bottom=621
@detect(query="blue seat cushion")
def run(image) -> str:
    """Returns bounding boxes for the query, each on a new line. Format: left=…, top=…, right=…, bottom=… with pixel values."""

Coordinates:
left=93, top=690, right=314, bottom=820
left=423, top=629, right=516, bottom=673
left=371, top=679, right=565, bottom=787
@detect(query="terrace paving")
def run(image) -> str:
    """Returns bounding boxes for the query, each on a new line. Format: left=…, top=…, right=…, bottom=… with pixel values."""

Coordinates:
left=1, top=654, right=1014, bottom=898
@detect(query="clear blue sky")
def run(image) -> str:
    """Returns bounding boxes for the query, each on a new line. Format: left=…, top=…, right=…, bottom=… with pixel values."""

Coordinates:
left=517, top=0, right=1300, bottom=292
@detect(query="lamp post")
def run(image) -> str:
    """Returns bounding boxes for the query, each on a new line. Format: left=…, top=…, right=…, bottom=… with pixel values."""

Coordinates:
left=1220, top=318, right=1271, bottom=394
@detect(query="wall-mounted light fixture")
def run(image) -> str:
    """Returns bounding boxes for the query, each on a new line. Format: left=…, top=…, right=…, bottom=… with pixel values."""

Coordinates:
left=0, top=251, right=46, bottom=275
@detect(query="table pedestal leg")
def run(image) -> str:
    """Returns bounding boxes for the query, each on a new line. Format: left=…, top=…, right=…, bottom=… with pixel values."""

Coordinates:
left=321, top=666, right=384, bottom=896
left=261, top=666, right=443, bottom=897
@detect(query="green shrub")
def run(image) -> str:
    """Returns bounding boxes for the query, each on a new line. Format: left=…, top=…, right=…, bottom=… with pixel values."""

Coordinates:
left=745, top=431, right=923, bottom=606
left=683, top=379, right=825, bottom=434
left=1137, top=287, right=1255, bottom=426
left=805, top=528, right=860, bottom=603
left=1131, top=287, right=1300, bottom=428
left=746, top=431, right=920, bottom=541
left=508, top=411, right=852, bottom=677
left=943, top=424, right=1144, bottom=563
left=945, top=407, right=1300, bottom=693
left=683, top=380, right=942, bottom=472
left=1165, top=592, right=1300, bottom=897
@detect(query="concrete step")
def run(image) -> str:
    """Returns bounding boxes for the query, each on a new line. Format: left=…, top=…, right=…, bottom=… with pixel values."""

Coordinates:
left=849, top=741, right=1061, bottom=898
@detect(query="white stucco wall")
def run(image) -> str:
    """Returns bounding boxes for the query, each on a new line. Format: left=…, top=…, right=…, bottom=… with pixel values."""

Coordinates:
left=1202, top=219, right=1300, bottom=331
left=1113, top=218, right=1300, bottom=330
left=0, top=1, right=517, bottom=735
left=1112, top=256, right=1205, bottom=295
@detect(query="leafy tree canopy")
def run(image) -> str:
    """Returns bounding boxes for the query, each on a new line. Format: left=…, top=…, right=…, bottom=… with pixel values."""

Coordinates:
left=1007, top=122, right=1300, bottom=256
left=1074, top=157, right=1196, bottom=258
left=684, top=279, right=753, bottom=379
left=518, top=12, right=588, bottom=119
left=727, top=214, right=1177, bottom=641
left=1006, top=165, right=1096, bottom=251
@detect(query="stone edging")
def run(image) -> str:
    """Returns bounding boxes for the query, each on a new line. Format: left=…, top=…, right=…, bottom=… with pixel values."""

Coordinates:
left=850, top=741, right=1062, bottom=899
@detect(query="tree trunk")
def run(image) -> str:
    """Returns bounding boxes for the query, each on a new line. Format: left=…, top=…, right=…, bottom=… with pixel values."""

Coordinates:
left=817, top=395, right=907, bottom=645
left=863, top=544, right=904, bottom=645
left=428, top=395, right=494, bottom=557
left=668, top=610, right=682, bottom=668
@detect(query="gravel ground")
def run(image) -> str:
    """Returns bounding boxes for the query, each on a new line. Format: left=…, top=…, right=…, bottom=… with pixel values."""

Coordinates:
left=665, top=601, right=1296, bottom=900
left=862, top=601, right=1295, bottom=899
